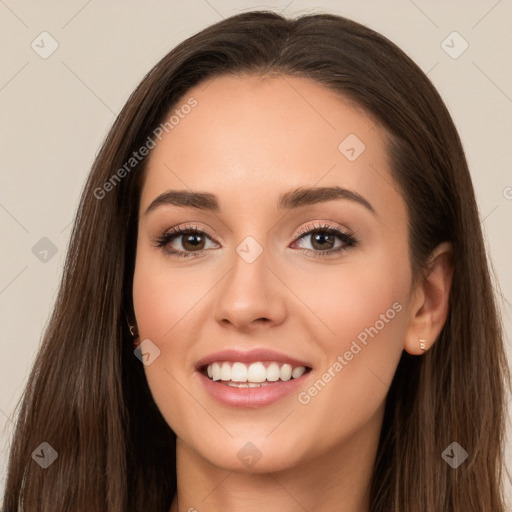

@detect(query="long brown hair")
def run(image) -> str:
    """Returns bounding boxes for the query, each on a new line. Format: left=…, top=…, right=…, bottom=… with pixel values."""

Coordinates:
left=2, top=10, right=509, bottom=511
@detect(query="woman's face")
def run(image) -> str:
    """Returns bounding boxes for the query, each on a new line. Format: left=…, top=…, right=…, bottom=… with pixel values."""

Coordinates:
left=133, top=74, right=413, bottom=472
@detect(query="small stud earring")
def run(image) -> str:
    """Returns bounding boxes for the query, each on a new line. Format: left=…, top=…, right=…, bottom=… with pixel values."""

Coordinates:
left=419, top=338, right=426, bottom=351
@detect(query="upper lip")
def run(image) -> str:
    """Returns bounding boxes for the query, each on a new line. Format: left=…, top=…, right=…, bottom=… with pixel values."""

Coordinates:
left=195, top=348, right=312, bottom=371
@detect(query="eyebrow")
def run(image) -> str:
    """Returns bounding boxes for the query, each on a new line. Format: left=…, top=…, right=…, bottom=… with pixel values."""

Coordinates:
left=144, top=185, right=376, bottom=216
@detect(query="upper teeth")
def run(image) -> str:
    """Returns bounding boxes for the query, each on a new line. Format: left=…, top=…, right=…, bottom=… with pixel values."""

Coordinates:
left=206, top=361, right=307, bottom=383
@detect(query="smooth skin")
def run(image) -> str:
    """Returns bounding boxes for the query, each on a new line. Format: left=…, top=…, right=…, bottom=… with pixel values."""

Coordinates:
left=132, top=74, right=453, bottom=512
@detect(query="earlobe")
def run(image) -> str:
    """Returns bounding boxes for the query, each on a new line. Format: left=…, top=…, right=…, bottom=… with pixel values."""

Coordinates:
left=125, top=312, right=140, bottom=347
left=404, top=241, right=454, bottom=355
left=131, top=330, right=141, bottom=349
left=129, top=323, right=138, bottom=337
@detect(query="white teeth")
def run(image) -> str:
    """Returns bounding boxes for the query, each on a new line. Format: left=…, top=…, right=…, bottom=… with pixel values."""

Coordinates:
left=266, top=362, right=281, bottom=381
left=204, top=361, right=308, bottom=384
left=231, top=362, right=247, bottom=382
left=226, top=381, right=271, bottom=388
left=220, top=362, right=231, bottom=381
left=247, top=362, right=266, bottom=383
left=291, top=366, right=306, bottom=379
left=280, top=363, right=292, bottom=381
left=212, top=362, right=221, bottom=381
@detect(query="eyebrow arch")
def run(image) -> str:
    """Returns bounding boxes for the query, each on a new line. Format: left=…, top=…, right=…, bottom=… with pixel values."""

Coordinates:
left=144, top=186, right=376, bottom=216
left=277, top=186, right=375, bottom=214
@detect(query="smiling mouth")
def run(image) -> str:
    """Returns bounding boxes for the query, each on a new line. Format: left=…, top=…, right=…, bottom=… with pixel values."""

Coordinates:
left=199, top=361, right=312, bottom=387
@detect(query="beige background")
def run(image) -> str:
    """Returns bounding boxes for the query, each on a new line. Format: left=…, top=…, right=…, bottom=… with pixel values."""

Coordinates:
left=1, top=0, right=511, bottom=505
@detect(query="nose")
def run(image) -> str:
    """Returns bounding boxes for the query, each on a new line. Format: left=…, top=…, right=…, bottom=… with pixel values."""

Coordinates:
left=213, top=244, right=287, bottom=332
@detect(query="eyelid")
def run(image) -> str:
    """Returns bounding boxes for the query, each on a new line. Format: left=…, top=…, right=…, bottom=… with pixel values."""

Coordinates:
left=159, top=220, right=351, bottom=242
left=291, top=221, right=357, bottom=254
left=151, top=222, right=220, bottom=257
left=154, top=220, right=357, bottom=258
left=162, top=223, right=218, bottom=242
left=295, top=220, right=352, bottom=238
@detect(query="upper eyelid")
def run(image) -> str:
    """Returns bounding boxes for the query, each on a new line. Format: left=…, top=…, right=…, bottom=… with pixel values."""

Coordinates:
left=164, top=224, right=218, bottom=242
left=161, top=222, right=352, bottom=245
left=295, top=221, right=351, bottom=236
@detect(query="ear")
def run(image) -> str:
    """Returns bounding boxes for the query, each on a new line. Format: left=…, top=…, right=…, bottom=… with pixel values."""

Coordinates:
left=404, top=242, right=454, bottom=355
left=126, top=313, right=141, bottom=348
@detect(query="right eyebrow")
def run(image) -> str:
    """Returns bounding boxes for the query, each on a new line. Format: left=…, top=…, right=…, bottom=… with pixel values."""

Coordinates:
left=144, top=190, right=220, bottom=216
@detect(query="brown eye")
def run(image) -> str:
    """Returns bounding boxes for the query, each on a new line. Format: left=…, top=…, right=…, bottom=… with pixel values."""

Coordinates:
left=309, top=232, right=336, bottom=251
left=293, top=223, right=357, bottom=256
left=154, top=226, right=219, bottom=258
left=180, top=232, right=206, bottom=251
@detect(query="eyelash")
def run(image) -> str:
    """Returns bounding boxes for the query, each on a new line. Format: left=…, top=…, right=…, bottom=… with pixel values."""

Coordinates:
left=153, top=222, right=358, bottom=259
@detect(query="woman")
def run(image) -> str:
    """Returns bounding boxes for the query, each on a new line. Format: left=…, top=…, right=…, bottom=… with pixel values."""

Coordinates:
left=2, top=10, right=509, bottom=512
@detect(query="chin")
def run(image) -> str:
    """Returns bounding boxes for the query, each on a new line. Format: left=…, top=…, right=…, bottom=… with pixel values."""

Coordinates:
left=192, top=435, right=304, bottom=474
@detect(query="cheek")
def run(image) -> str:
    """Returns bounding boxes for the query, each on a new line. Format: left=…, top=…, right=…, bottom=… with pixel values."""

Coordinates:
left=291, top=242, right=410, bottom=350
left=132, top=246, right=209, bottom=341
left=132, top=250, right=201, bottom=435
left=279, top=270, right=408, bottom=466
left=132, top=246, right=228, bottom=417
left=290, top=258, right=410, bottom=450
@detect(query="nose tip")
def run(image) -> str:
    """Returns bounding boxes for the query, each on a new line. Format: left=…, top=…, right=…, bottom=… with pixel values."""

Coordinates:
left=213, top=253, right=286, bottom=331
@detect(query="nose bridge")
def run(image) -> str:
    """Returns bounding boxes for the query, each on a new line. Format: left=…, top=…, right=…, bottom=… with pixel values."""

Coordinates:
left=214, top=233, right=286, bottom=329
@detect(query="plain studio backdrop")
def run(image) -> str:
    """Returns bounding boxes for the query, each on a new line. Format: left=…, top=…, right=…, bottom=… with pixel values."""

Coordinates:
left=0, top=0, right=511, bottom=507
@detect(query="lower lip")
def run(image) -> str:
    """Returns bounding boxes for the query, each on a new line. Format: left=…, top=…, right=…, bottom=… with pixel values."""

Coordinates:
left=196, top=370, right=312, bottom=408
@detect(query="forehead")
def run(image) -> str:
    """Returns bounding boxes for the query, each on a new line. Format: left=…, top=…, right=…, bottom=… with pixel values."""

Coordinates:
left=139, top=74, right=402, bottom=220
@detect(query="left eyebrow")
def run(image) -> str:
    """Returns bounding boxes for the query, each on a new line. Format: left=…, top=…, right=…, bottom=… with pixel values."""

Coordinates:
left=276, top=186, right=376, bottom=215
left=143, top=185, right=376, bottom=216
